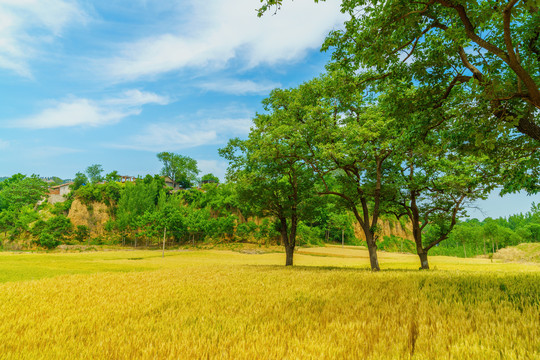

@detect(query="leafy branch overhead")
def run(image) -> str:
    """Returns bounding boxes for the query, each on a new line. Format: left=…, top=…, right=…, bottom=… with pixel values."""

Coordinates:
left=322, top=0, right=540, bottom=140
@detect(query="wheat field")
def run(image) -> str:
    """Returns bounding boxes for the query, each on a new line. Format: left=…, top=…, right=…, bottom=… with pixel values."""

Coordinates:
left=0, top=247, right=538, bottom=359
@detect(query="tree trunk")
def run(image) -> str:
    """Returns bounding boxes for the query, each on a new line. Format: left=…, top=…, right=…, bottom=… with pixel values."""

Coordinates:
left=483, top=235, right=486, bottom=255
left=351, top=207, right=380, bottom=271
left=365, top=231, right=380, bottom=271
left=414, top=239, right=429, bottom=269
left=285, top=245, right=294, bottom=266
left=463, top=242, right=467, bottom=258
left=366, top=239, right=380, bottom=271
left=418, top=251, right=429, bottom=270
left=279, top=214, right=297, bottom=267
left=410, top=201, right=429, bottom=270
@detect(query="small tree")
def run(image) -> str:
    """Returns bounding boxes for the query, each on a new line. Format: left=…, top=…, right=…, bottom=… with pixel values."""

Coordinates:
left=200, top=173, right=219, bottom=184
left=157, top=152, right=200, bottom=189
left=86, top=164, right=104, bottom=184
left=71, top=172, right=89, bottom=191
left=0, top=174, right=48, bottom=209
left=105, top=171, right=121, bottom=183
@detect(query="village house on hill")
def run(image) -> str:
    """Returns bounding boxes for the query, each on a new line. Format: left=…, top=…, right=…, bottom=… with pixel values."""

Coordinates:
left=163, top=176, right=182, bottom=191
left=45, top=182, right=73, bottom=204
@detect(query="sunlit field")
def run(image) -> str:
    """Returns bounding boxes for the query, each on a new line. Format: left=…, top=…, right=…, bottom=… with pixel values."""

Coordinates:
left=0, top=246, right=538, bottom=359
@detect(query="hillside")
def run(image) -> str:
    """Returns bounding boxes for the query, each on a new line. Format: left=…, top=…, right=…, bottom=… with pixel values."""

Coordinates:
left=68, top=199, right=110, bottom=237
left=493, top=243, right=540, bottom=263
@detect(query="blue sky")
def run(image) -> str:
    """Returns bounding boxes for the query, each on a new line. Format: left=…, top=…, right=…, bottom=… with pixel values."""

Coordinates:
left=0, top=0, right=346, bottom=178
left=0, top=0, right=537, bottom=219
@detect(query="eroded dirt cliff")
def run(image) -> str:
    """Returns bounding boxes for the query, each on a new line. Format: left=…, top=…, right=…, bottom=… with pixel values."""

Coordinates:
left=353, top=219, right=414, bottom=241
left=68, top=199, right=110, bottom=236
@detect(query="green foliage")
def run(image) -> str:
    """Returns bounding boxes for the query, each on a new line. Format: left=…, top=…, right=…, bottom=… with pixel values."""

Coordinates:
left=71, top=172, right=88, bottom=191
left=424, top=203, right=540, bottom=257
left=235, top=221, right=259, bottom=242
left=0, top=174, right=48, bottom=210
left=296, top=222, right=324, bottom=247
left=50, top=176, right=63, bottom=186
left=75, top=225, right=90, bottom=243
left=220, top=93, right=321, bottom=263
left=379, top=235, right=415, bottom=254
left=201, top=173, right=219, bottom=184
left=86, top=164, right=104, bottom=184
left=45, top=215, right=73, bottom=241
left=74, top=182, right=123, bottom=208
left=105, top=171, right=121, bottom=183
left=38, top=232, right=59, bottom=249
left=51, top=200, right=73, bottom=215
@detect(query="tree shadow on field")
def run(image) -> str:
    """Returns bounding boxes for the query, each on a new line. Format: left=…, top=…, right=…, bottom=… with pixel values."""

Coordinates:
left=242, top=264, right=423, bottom=273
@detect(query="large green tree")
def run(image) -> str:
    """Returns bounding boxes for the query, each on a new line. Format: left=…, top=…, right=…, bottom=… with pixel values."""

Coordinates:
left=370, top=82, right=492, bottom=269
left=389, top=143, right=489, bottom=269
left=220, top=112, right=319, bottom=266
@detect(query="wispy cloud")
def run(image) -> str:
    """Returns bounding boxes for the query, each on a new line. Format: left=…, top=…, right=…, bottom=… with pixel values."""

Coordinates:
left=10, top=90, right=170, bottom=129
left=102, top=0, right=346, bottom=82
left=0, top=0, right=89, bottom=77
left=112, top=116, right=253, bottom=152
left=0, top=139, right=9, bottom=149
left=198, top=79, right=281, bottom=95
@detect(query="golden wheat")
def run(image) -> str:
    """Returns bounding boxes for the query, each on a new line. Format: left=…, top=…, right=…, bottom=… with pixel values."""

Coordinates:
left=0, top=248, right=537, bottom=359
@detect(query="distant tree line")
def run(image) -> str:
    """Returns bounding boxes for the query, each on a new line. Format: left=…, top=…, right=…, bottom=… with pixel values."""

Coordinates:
left=0, top=154, right=359, bottom=251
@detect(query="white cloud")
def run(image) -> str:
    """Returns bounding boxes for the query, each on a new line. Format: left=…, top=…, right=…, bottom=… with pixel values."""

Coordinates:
left=205, top=118, right=253, bottom=134
left=0, top=0, right=89, bottom=77
left=103, top=0, right=347, bottom=81
left=198, top=79, right=281, bottom=95
left=0, top=139, right=9, bottom=149
left=113, top=117, right=253, bottom=152
left=104, top=89, right=170, bottom=106
left=11, top=90, right=169, bottom=129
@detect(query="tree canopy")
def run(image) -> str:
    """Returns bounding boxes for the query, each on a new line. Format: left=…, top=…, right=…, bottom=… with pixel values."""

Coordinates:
left=157, top=152, right=200, bottom=189
left=86, top=164, right=104, bottom=184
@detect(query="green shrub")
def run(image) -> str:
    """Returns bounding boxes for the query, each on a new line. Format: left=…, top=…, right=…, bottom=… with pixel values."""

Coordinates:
left=38, top=232, right=60, bottom=249
left=297, top=222, right=324, bottom=246
left=379, top=235, right=415, bottom=253
left=75, top=225, right=90, bottom=243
